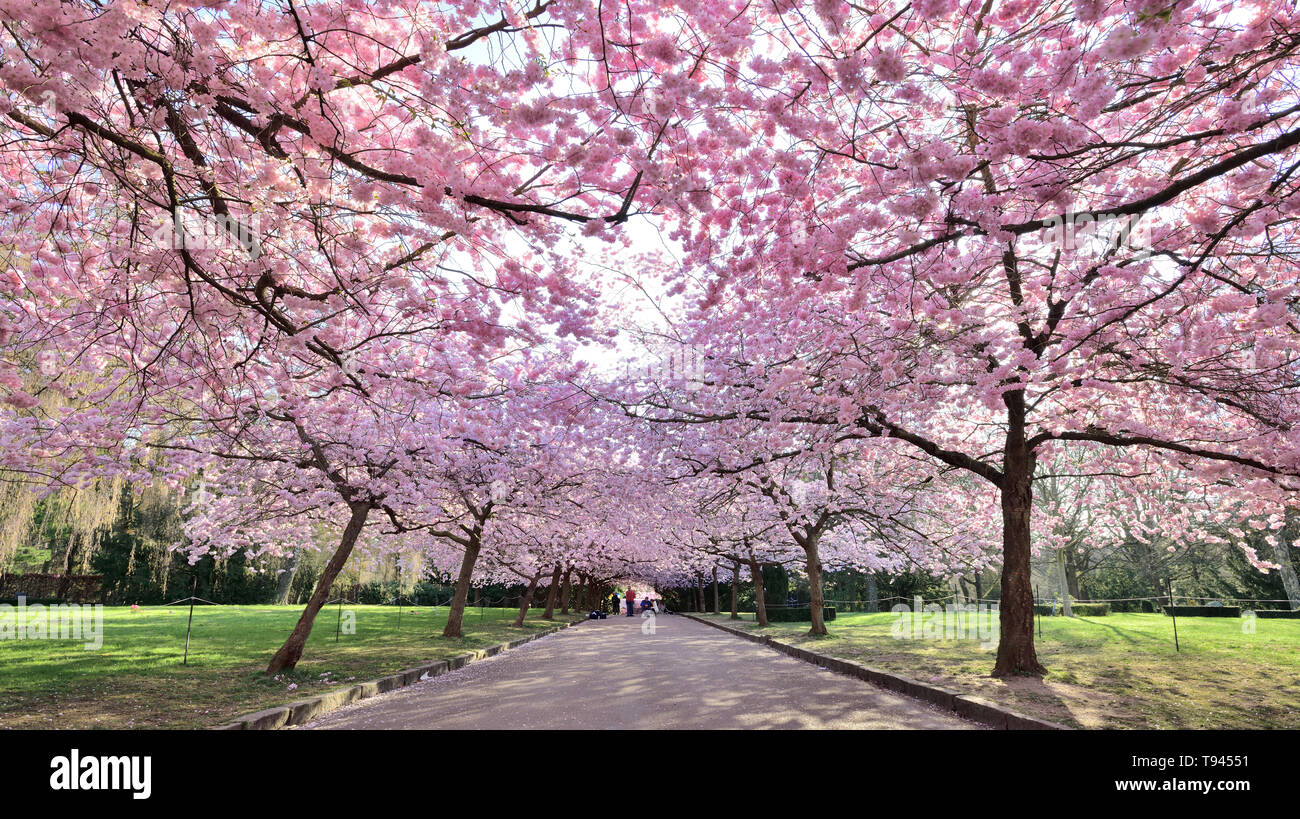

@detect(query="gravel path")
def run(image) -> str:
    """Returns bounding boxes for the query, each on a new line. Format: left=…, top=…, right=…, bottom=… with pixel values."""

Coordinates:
left=301, top=613, right=976, bottom=729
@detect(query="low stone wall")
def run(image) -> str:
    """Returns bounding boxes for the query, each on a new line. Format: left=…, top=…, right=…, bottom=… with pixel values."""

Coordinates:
left=214, top=620, right=585, bottom=730
left=682, top=614, right=1068, bottom=731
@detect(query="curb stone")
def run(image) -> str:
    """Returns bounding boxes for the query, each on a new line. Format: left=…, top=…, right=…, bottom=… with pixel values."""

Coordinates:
left=682, top=614, right=1069, bottom=731
left=212, top=619, right=586, bottom=730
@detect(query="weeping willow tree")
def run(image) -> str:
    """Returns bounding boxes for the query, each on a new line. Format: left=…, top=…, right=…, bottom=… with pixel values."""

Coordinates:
left=0, top=344, right=180, bottom=588
left=397, top=549, right=424, bottom=601
left=94, top=482, right=189, bottom=601
left=326, top=532, right=426, bottom=604
left=0, top=480, right=38, bottom=568
left=0, top=362, right=126, bottom=575
left=35, top=477, right=125, bottom=574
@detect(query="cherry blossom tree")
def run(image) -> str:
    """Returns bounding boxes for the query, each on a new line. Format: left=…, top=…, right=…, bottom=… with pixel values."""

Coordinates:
left=6, top=0, right=1300, bottom=684
left=0, top=0, right=673, bottom=669
left=633, top=0, right=1300, bottom=674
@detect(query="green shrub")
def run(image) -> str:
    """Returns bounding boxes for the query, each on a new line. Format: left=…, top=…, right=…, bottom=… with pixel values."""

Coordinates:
left=1072, top=603, right=1110, bottom=616
left=1115, top=599, right=1156, bottom=613
left=411, top=581, right=451, bottom=607
left=356, top=581, right=399, bottom=605
left=761, top=565, right=789, bottom=605
left=764, top=606, right=836, bottom=622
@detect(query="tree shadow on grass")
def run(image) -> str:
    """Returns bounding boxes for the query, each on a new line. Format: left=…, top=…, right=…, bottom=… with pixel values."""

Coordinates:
left=982, top=674, right=1094, bottom=728
left=1065, top=616, right=1148, bottom=647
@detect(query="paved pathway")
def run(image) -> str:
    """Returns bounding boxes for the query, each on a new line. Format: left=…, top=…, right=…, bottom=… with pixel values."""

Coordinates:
left=302, top=614, right=975, bottom=729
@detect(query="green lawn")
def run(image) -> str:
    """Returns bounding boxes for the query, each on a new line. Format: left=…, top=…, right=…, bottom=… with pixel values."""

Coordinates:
left=0, top=604, right=582, bottom=729
left=697, top=610, right=1300, bottom=729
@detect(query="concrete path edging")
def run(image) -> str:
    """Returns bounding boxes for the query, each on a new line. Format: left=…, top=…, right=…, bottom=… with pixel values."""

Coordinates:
left=681, top=614, right=1070, bottom=730
left=212, top=619, right=586, bottom=730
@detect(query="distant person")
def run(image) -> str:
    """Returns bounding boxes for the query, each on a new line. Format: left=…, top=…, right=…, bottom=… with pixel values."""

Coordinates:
left=610, top=592, right=620, bottom=615
left=625, top=589, right=636, bottom=616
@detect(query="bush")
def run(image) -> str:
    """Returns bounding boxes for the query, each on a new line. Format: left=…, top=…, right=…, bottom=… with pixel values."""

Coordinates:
left=764, top=606, right=836, bottom=622
left=411, top=581, right=451, bottom=607
left=355, top=581, right=399, bottom=605
left=761, top=565, right=789, bottom=605
left=1072, top=603, right=1110, bottom=616
left=1164, top=606, right=1241, bottom=617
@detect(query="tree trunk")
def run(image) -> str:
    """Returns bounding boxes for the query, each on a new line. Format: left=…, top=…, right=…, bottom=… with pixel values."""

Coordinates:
left=1064, top=549, right=1083, bottom=600
left=730, top=559, right=740, bottom=619
left=749, top=559, right=769, bottom=627
left=514, top=574, right=540, bottom=626
left=1056, top=549, right=1073, bottom=616
left=56, top=539, right=80, bottom=600
left=711, top=566, right=720, bottom=614
left=1276, top=509, right=1300, bottom=610
left=805, top=537, right=827, bottom=636
left=696, top=574, right=705, bottom=612
left=267, top=503, right=370, bottom=674
left=442, top=536, right=483, bottom=638
left=973, top=571, right=982, bottom=604
left=541, top=564, right=562, bottom=620
left=559, top=567, right=573, bottom=614
left=865, top=571, right=879, bottom=612
left=1276, top=542, right=1300, bottom=611
left=274, top=550, right=300, bottom=605
left=992, top=407, right=1045, bottom=677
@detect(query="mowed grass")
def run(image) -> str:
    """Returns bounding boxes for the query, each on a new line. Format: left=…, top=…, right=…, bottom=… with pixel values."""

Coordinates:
left=698, top=610, right=1300, bottom=729
left=0, top=604, right=582, bottom=729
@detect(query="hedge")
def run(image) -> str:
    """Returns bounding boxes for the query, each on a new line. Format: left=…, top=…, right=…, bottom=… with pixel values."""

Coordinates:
left=1033, top=603, right=1110, bottom=616
left=1108, top=599, right=1158, bottom=613
left=764, top=606, right=837, bottom=623
left=1164, top=606, right=1241, bottom=617
left=1252, top=609, right=1300, bottom=619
